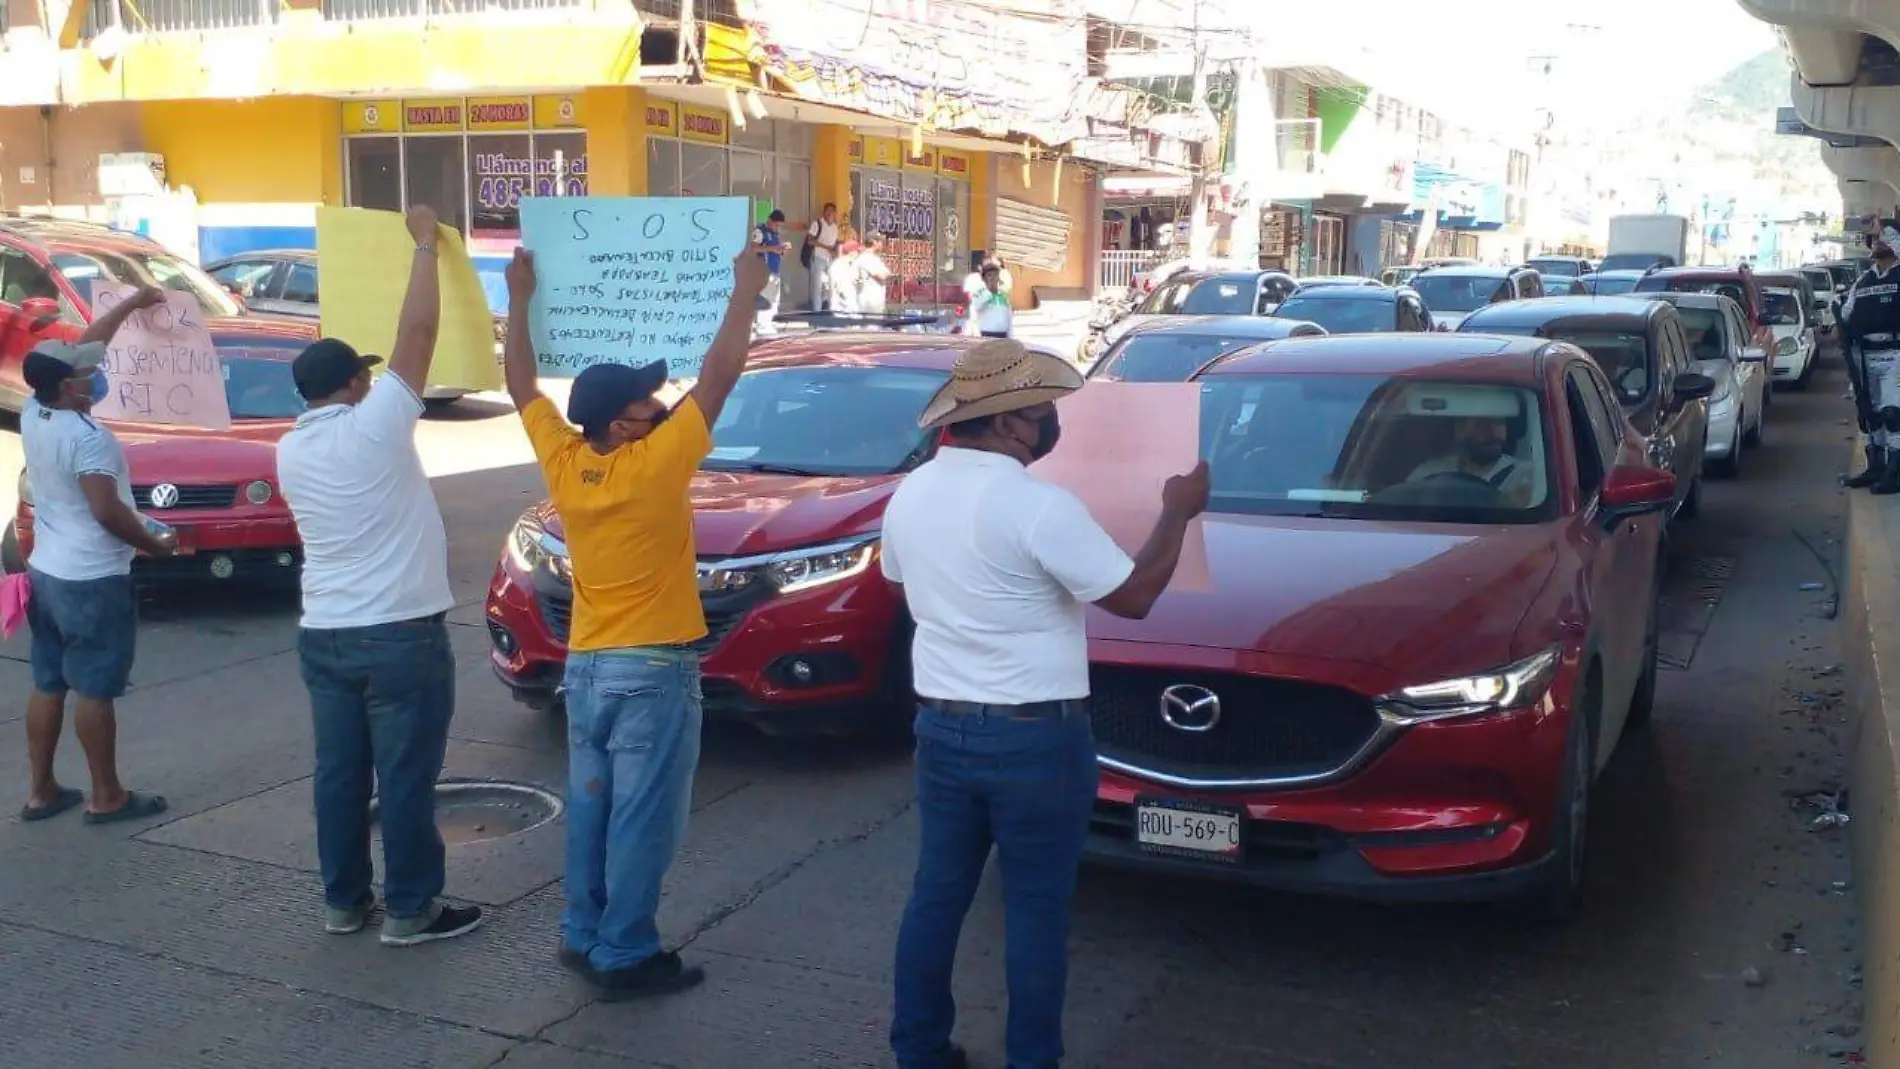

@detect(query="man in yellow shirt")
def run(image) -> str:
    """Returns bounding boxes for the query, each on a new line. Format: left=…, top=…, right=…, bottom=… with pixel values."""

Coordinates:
left=501, top=241, right=767, bottom=999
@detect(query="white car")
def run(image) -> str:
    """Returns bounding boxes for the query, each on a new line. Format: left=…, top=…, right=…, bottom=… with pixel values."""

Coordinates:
left=1411, top=265, right=1545, bottom=330
left=1100, top=269, right=1298, bottom=350
left=1658, top=292, right=1768, bottom=477
left=1760, top=284, right=1818, bottom=388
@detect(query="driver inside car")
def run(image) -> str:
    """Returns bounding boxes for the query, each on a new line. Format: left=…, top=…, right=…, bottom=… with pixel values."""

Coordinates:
left=1403, top=415, right=1533, bottom=507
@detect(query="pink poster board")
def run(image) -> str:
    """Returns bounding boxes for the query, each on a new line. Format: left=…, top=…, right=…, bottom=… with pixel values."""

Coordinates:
left=89, top=282, right=232, bottom=431
left=1030, top=381, right=1209, bottom=591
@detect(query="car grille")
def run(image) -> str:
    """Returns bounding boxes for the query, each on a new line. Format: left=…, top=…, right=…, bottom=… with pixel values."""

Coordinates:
left=535, top=588, right=755, bottom=656
left=1088, top=666, right=1382, bottom=783
left=133, top=484, right=238, bottom=510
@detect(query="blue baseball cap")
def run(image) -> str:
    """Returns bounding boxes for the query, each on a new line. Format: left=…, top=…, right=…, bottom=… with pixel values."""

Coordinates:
left=567, top=360, right=669, bottom=436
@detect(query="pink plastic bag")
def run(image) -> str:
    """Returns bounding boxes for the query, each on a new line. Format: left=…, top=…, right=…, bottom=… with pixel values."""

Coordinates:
left=0, top=572, right=30, bottom=640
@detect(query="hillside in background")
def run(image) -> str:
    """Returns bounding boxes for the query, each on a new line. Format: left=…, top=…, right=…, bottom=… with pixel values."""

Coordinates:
left=1684, top=47, right=1835, bottom=205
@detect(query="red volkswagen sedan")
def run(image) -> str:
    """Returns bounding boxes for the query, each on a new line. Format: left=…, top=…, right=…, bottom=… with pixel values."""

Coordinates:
left=486, top=334, right=1000, bottom=734
left=5, top=326, right=315, bottom=584
left=1082, top=333, right=1677, bottom=919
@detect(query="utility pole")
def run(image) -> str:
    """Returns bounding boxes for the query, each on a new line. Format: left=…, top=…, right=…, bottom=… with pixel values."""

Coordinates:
left=1185, top=0, right=1211, bottom=262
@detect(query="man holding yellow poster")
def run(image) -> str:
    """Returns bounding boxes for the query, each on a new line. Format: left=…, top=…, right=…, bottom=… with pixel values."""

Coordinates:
left=314, top=206, right=501, bottom=397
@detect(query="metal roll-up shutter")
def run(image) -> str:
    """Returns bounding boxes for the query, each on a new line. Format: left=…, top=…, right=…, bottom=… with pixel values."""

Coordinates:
left=995, top=196, right=1072, bottom=272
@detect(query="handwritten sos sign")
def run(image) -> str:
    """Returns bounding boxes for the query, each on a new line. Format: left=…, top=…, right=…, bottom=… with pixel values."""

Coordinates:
left=518, top=195, right=748, bottom=378
left=88, top=282, right=232, bottom=430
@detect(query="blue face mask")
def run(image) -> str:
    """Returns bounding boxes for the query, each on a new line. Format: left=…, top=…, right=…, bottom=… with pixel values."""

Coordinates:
left=86, top=368, right=108, bottom=405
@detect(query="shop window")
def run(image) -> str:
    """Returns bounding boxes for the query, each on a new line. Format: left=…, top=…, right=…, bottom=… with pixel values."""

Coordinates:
left=681, top=142, right=728, bottom=198
left=348, top=139, right=402, bottom=213
left=648, top=138, right=682, bottom=197
left=404, top=138, right=468, bottom=234
left=469, top=133, right=532, bottom=240
left=731, top=149, right=773, bottom=219
left=535, top=132, right=588, bottom=199
left=776, top=121, right=814, bottom=160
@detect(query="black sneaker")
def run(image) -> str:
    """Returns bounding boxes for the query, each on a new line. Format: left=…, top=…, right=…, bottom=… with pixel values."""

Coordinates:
left=381, top=904, right=484, bottom=947
left=558, top=944, right=594, bottom=976
left=591, top=950, right=706, bottom=1000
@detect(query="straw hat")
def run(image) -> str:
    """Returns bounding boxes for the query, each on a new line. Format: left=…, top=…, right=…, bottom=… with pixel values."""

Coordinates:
left=916, top=338, right=1084, bottom=429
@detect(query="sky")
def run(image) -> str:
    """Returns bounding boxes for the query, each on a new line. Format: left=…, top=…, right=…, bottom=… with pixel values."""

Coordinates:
left=1342, top=0, right=1782, bottom=132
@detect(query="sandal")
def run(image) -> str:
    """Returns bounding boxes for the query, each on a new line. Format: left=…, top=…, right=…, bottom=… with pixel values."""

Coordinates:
left=84, top=792, right=168, bottom=826
left=19, top=787, right=83, bottom=822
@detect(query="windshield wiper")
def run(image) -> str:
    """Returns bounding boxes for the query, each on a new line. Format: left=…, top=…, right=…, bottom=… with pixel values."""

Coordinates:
left=705, top=461, right=834, bottom=477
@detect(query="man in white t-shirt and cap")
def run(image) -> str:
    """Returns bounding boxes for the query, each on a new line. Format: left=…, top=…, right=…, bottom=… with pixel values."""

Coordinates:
left=16, top=288, right=178, bottom=827
left=806, top=202, right=840, bottom=311
left=276, top=205, right=482, bottom=948
left=882, top=338, right=1208, bottom=1069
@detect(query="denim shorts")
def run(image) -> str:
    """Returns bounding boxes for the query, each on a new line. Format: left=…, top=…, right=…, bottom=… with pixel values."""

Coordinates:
left=26, top=567, right=136, bottom=700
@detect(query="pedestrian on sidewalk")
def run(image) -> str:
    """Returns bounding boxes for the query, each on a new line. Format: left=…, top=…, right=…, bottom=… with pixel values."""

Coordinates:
left=500, top=239, right=769, bottom=999
left=830, top=235, right=863, bottom=316
left=17, top=290, right=178, bottom=827
left=806, top=202, right=840, bottom=311
left=857, top=232, right=894, bottom=315
left=1841, top=218, right=1900, bottom=492
left=964, top=259, right=1013, bottom=338
left=882, top=338, right=1209, bottom=1069
left=755, top=209, right=786, bottom=335
left=276, top=205, right=482, bottom=947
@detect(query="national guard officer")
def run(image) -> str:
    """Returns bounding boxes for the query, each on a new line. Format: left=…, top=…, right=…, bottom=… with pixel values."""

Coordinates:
left=1841, top=218, right=1900, bottom=494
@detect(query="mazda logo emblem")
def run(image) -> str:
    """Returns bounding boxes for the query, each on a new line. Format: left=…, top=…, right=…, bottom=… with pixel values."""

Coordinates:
left=1159, top=684, right=1220, bottom=733
left=147, top=483, right=180, bottom=510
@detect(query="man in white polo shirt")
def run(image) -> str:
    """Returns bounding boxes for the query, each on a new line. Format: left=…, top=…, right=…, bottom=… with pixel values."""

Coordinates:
left=882, top=338, right=1207, bottom=1069
left=276, top=205, right=481, bottom=948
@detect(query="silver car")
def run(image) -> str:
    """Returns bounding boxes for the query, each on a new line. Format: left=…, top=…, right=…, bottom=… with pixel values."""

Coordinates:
left=1647, top=291, right=1768, bottom=478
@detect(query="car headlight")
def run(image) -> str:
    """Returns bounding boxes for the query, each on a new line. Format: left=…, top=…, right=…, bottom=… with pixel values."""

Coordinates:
left=1381, top=647, right=1560, bottom=724
left=16, top=468, right=30, bottom=507
left=1777, top=336, right=1797, bottom=357
left=699, top=537, right=879, bottom=596
left=506, top=513, right=571, bottom=582
left=243, top=479, right=273, bottom=505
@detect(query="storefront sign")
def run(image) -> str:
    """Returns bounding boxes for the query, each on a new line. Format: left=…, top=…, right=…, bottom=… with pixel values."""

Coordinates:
left=403, top=101, right=464, bottom=133
left=468, top=96, right=532, bottom=132
left=474, top=151, right=590, bottom=214
left=518, top=195, right=749, bottom=378
left=534, top=94, right=583, bottom=130
left=746, top=0, right=1087, bottom=145
left=936, top=149, right=972, bottom=181
left=858, top=136, right=902, bottom=170
left=902, top=146, right=937, bottom=173
left=343, top=99, right=400, bottom=135
left=679, top=105, right=730, bottom=145
left=860, top=174, right=936, bottom=283
left=643, top=99, right=679, bottom=138
left=847, top=138, right=865, bottom=164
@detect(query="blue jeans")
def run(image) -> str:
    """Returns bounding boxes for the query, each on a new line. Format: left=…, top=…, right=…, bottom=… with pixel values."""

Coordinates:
left=299, top=617, right=455, bottom=922
left=561, top=646, right=703, bottom=971
left=26, top=567, right=136, bottom=700
left=891, top=705, right=1099, bottom=1069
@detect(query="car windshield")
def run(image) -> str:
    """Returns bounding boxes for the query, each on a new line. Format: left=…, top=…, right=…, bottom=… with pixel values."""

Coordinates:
left=1097, top=333, right=1262, bottom=382
left=1140, top=277, right=1257, bottom=315
left=1527, top=260, right=1578, bottom=276
left=704, top=365, right=947, bottom=476
left=1273, top=295, right=1389, bottom=333
left=1587, top=275, right=1639, bottom=295
left=1673, top=308, right=1730, bottom=360
left=1598, top=253, right=1672, bottom=272
left=51, top=248, right=240, bottom=319
left=1199, top=374, right=1553, bottom=525
left=1413, top=274, right=1509, bottom=313
left=220, top=350, right=307, bottom=420
left=1761, top=289, right=1803, bottom=325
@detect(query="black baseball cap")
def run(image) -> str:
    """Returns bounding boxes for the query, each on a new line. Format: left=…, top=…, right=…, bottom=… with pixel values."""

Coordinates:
left=567, top=360, right=669, bottom=436
left=23, top=339, right=106, bottom=398
left=292, top=338, right=382, bottom=400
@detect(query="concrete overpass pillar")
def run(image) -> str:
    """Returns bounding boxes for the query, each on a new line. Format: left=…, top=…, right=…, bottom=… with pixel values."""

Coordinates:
left=1738, top=0, right=1900, bottom=84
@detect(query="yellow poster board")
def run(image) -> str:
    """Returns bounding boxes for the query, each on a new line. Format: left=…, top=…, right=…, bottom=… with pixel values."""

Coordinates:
left=315, top=207, right=501, bottom=394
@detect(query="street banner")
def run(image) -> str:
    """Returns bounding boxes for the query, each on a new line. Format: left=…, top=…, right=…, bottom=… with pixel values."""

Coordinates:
left=1031, top=381, right=1210, bottom=592
left=314, top=207, right=501, bottom=393
left=518, top=195, right=749, bottom=379
left=89, top=282, right=232, bottom=430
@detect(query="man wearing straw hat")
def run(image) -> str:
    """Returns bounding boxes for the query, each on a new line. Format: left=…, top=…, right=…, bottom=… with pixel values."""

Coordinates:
left=882, top=338, right=1208, bottom=1069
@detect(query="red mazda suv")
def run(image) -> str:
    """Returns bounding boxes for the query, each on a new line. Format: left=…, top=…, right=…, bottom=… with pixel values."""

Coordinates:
left=1080, top=333, right=1678, bottom=919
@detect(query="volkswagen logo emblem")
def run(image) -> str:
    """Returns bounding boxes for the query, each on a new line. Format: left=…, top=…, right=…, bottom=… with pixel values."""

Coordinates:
left=147, top=483, right=180, bottom=510
left=1159, top=684, right=1220, bottom=733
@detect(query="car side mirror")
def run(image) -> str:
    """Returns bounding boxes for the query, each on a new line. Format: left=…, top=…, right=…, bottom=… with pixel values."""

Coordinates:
left=1740, top=346, right=1769, bottom=363
left=1600, top=463, right=1678, bottom=518
left=1670, top=371, right=1716, bottom=403
left=20, top=296, right=60, bottom=328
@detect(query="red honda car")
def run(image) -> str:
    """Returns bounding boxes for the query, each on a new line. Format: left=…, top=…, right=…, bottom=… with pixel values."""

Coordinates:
left=0, top=217, right=317, bottom=583
left=1080, top=333, right=1677, bottom=919
left=486, top=333, right=1001, bottom=733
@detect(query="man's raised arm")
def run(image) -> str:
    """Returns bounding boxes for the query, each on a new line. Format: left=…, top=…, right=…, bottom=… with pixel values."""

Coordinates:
left=688, top=246, right=771, bottom=426
left=385, top=206, right=443, bottom=396
left=502, top=249, right=544, bottom=411
left=79, top=285, right=163, bottom=346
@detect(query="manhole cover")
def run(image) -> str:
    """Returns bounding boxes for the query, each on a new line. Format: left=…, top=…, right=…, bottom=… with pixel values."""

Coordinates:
left=369, top=779, right=562, bottom=847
